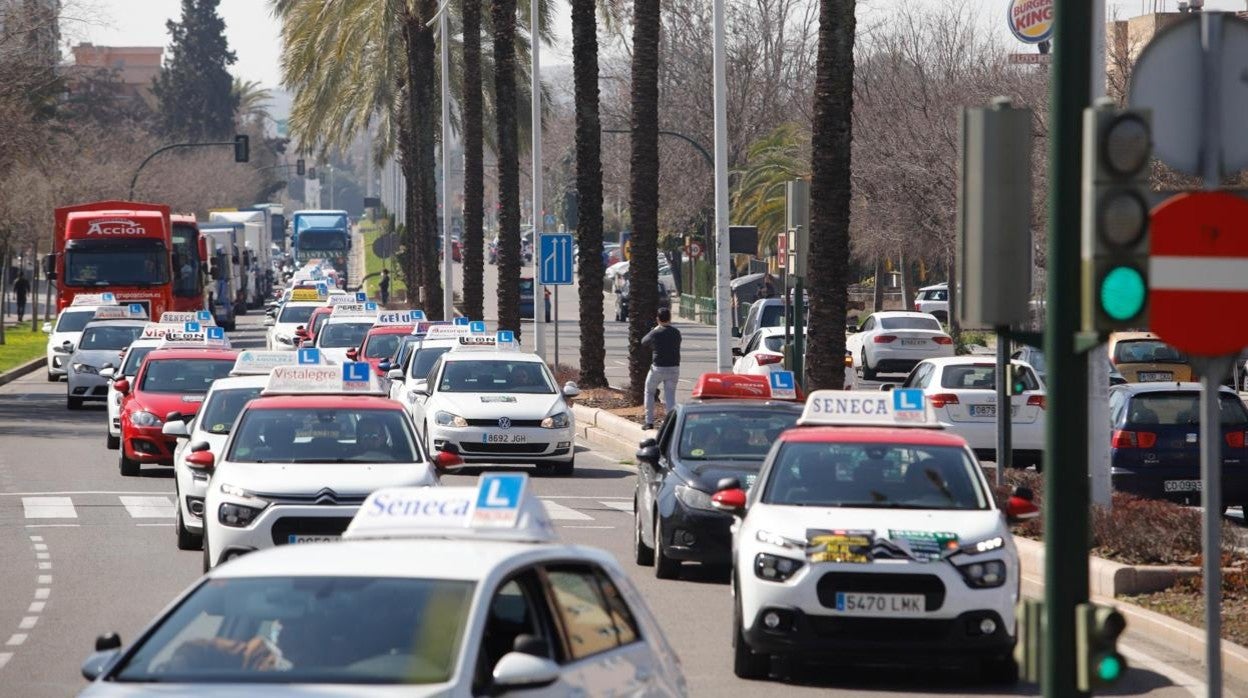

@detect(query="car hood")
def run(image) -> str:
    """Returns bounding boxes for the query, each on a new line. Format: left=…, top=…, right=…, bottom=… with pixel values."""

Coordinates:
left=679, top=460, right=767, bottom=492
left=748, top=503, right=1005, bottom=551
left=80, top=682, right=452, bottom=697
left=70, top=348, right=125, bottom=370
left=212, top=461, right=438, bottom=496
left=130, top=391, right=206, bottom=421
left=318, top=347, right=353, bottom=364
left=436, top=392, right=566, bottom=420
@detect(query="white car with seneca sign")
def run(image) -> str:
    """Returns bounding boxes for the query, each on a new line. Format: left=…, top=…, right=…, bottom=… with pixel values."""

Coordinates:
left=314, top=304, right=379, bottom=364
left=711, top=389, right=1039, bottom=683
left=411, top=341, right=580, bottom=475
left=847, top=311, right=954, bottom=381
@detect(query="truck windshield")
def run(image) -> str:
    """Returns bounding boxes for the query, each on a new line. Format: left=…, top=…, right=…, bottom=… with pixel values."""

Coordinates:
left=295, top=214, right=348, bottom=233
left=65, top=239, right=169, bottom=287
left=171, top=223, right=201, bottom=299
left=298, top=231, right=348, bottom=250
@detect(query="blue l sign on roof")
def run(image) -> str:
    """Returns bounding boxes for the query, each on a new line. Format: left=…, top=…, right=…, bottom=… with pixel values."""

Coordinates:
left=768, top=371, right=797, bottom=399
left=206, top=327, right=225, bottom=341
left=196, top=310, right=213, bottom=323
left=454, top=317, right=469, bottom=326
left=355, top=291, right=368, bottom=302
left=469, top=320, right=487, bottom=334
left=343, top=362, right=370, bottom=383
left=183, top=322, right=201, bottom=333
left=477, top=473, right=525, bottom=510
left=893, top=388, right=925, bottom=412
left=539, top=234, right=574, bottom=285
left=297, top=348, right=320, bottom=364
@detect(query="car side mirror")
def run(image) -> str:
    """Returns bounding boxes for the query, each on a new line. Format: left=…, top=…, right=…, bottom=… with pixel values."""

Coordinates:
left=1005, top=486, right=1039, bottom=524
left=113, top=379, right=129, bottom=395
left=636, top=444, right=660, bottom=465
left=387, top=368, right=405, bottom=380
left=433, top=446, right=464, bottom=472
left=61, top=341, right=75, bottom=353
left=99, top=367, right=116, bottom=380
left=879, top=384, right=896, bottom=392
left=190, top=440, right=211, bottom=453
left=412, top=381, right=429, bottom=396
left=185, top=450, right=215, bottom=472
left=81, top=633, right=122, bottom=682
left=295, top=326, right=308, bottom=338
left=490, top=652, right=561, bottom=695
left=41, top=322, right=52, bottom=333
left=162, top=420, right=190, bottom=439
left=562, top=381, right=580, bottom=398
left=731, top=347, right=743, bottom=357
left=846, top=324, right=860, bottom=333
left=378, top=360, right=392, bottom=373
left=346, top=348, right=359, bottom=360
left=711, top=484, right=748, bottom=517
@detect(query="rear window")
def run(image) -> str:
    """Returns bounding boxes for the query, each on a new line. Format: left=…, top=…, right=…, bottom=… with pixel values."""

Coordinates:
left=364, top=333, right=403, bottom=359
left=1122, top=393, right=1248, bottom=427
left=1113, top=340, right=1187, bottom=365
left=940, top=364, right=1040, bottom=391
left=920, top=289, right=948, bottom=301
left=278, top=305, right=317, bottom=324
left=880, top=317, right=942, bottom=331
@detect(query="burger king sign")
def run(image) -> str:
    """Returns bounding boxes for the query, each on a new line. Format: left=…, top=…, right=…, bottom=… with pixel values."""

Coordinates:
left=1008, top=0, right=1054, bottom=44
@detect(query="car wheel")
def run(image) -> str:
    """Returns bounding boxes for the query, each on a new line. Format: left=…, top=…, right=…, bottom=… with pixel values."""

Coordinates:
left=67, top=395, right=83, bottom=410
left=980, top=654, right=1019, bottom=684
left=861, top=351, right=878, bottom=381
left=633, top=497, right=655, bottom=566
left=46, top=371, right=58, bottom=382
left=106, top=431, right=119, bottom=450
left=176, top=503, right=203, bottom=551
left=118, top=450, right=139, bottom=477
left=733, top=595, right=769, bottom=679
left=653, top=515, right=680, bottom=580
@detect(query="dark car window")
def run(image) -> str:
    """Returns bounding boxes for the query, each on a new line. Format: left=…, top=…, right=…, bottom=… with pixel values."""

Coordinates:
left=197, top=387, right=264, bottom=435
left=56, top=309, right=98, bottom=333
left=409, top=346, right=453, bottom=379
left=1124, top=393, right=1248, bottom=427
left=880, top=316, right=942, bottom=331
left=1113, top=340, right=1187, bottom=365
left=678, top=409, right=799, bottom=460
left=278, top=305, right=317, bottom=324
left=228, top=407, right=420, bottom=463
left=940, top=365, right=1040, bottom=391
left=364, top=334, right=403, bottom=359
left=140, top=359, right=235, bottom=394
left=80, top=324, right=144, bottom=350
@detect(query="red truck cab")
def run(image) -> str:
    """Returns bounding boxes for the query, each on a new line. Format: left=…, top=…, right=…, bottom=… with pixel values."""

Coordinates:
left=170, top=214, right=208, bottom=313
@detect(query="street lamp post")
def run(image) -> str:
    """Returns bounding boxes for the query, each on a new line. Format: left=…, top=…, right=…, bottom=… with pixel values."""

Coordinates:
left=429, top=0, right=456, bottom=322
left=711, top=0, right=731, bottom=371
left=531, top=0, right=546, bottom=356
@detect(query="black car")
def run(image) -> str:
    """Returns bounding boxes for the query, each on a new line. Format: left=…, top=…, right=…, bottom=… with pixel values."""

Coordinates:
left=614, top=278, right=670, bottom=322
left=634, top=396, right=803, bottom=579
left=1109, top=382, right=1248, bottom=509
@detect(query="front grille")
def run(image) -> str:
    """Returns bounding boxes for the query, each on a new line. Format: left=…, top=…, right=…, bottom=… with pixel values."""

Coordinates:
left=459, top=442, right=550, bottom=454
left=91, top=386, right=109, bottom=396
left=807, top=615, right=952, bottom=642
left=816, top=572, right=946, bottom=611
left=260, top=491, right=368, bottom=505
left=270, top=516, right=352, bottom=545
left=465, top=418, right=544, bottom=428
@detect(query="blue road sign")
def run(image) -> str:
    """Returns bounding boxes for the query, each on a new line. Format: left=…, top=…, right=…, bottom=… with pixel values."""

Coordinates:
left=343, top=362, right=370, bottom=383
left=893, top=388, right=925, bottom=412
left=544, top=212, right=557, bottom=230
left=539, top=233, right=574, bottom=285
left=297, top=348, right=320, bottom=364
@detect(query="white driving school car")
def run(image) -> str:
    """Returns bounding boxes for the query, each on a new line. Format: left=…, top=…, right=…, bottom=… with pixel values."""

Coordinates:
left=79, top=474, right=688, bottom=697
left=846, top=311, right=955, bottom=381
left=409, top=333, right=581, bottom=475
left=712, top=389, right=1039, bottom=683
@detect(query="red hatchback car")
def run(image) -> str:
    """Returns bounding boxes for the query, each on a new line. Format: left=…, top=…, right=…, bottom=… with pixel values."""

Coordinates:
left=115, top=347, right=239, bottom=476
left=350, top=324, right=416, bottom=374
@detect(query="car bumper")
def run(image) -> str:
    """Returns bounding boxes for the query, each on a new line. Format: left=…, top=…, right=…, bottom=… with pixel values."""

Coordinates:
left=1112, top=465, right=1248, bottom=505
left=122, top=424, right=177, bottom=464
left=47, top=351, right=68, bottom=376
left=67, top=373, right=109, bottom=400
left=108, top=394, right=122, bottom=437
left=947, top=419, right=1045, bottom=452
left=208, top=504, right=359, bottom=567
left=175, top=463, right=211, bottom=534
left=658, top=497, right=734, bottom=565
left=743, top=607, right=1013, bottom=660
left=869, top=346, right=956, bottom=374
left=430, top=425, right=575, bottom=463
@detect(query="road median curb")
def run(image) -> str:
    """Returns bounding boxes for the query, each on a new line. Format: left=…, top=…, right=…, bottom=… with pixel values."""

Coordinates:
left=0, top=355, right=45, bottom=388
left=572, top=403, right=644, bottom=463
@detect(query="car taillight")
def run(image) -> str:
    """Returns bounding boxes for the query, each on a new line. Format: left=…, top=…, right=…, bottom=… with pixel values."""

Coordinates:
left=1112, top=430, right=1157, bottom=448
left=1227, top=431, right=1248, bottom=448
left=929, top=393, right=959, bottom=408
left=756, top=354, right=783, bottom=366
left=873, top=335, right=897, bottom=344
left=914, top=303, right=921, bottom=311
left=1027, top=395, right=1046, bottom=409
left=933, top=336, right=953, bottom=345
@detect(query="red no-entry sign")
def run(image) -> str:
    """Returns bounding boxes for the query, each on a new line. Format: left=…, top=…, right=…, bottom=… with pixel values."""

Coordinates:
left=1151, top=191, right=1248, bottom=357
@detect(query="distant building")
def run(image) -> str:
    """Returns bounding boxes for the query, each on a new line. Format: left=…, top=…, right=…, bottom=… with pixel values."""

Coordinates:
left=0, top=0, right=60, bottom=66
left=66, top=43, right=164, bottom=109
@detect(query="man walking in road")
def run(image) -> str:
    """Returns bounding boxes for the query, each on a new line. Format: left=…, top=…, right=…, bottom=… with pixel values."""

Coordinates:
left=12, top=271, right=30, bottom=323
left=641, top=307, right=681, bottom=430
left=379, top=269, right=391, bottom=306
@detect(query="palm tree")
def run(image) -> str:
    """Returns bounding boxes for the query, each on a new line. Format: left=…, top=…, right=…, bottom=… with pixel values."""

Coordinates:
left=571, top=0, right=607, bottom=387
left=730, top=123, right=809, bottom=257
left=626, top=0, right=661, bottom=403
left=461, top=0, right=485, bottom=321
left=232, top=78, right=273, bottom=125
left=492, top=0, right=522, bottom=333
left=806, top=0, right=855, bottom=390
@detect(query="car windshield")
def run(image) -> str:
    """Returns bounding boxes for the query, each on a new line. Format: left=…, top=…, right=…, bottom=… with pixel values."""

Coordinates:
left=1120, top=393, right=1248, bottom=427
left=940, top=364, right=1041, bottom=391
left=761, top=442, right=988, bottom=510
left=1025, top=351, right=1047, bottom=374
left=318, top=322, right=373, bottom=348
left=278, top=305, right=318, bottom=324
left=55, top=309, right=97, bottom=333
left=197, top=387, right=264, bottom=435
left=410, top=346, right=453, bottom=378
left=364, top=333, right=403, bottom=359
left=679, top=409, right=799, bottom=460
left=122, top=346, right=155, bottom=376
left=1113, top=339, right=1188, bottom=364
left=140, top=359, right=235, bottom=394
left=112, top=576, right=473, bottom=685
left=79, top=324, right=143, bottom=350
left=228, top=408, right=421, bottom=463
left=880, top=317, right=942, bottom=331
left=437, top=360, right=555, bottom=394
left=298, top=230, right=348, bottom=250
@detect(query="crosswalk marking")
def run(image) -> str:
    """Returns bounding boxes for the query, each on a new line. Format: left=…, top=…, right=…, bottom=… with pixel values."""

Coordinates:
left=599, top=501, right=634, bottom=514
left=21, top=497, right=76, bottom=519
left=541, top=500, right=594, bottom=521
left=119, top=496, right=175, bottom=518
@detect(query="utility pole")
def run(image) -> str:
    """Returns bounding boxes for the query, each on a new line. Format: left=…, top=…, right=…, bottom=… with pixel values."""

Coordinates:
left=1043, top=0, right=1093, bottom=696
left=531, top=0, right=546, bottom=357
left=711, top=0, right=731, bottom=371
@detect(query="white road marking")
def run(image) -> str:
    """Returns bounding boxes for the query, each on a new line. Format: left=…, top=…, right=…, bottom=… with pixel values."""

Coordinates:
left=0, top=652, right=10, bottom=670
left=36, top=575, right=51, bottom=585
left=600, top=500, right=634, bottom=513
left=5, top=635, right=25, bottom=647
left=24, top=524, right=78, bottom=528
left=1, top=491, right=162, bottom=497
left=120, top=496, right=175, bottom=518
left=1120, top=644, right=1204, bottom=697
left=541, top=501, right=594, bottom=521
left=35, top=553, right=48, bottom=560
left=32, top=543, right=46, bottom=551
left=28, top=536, right=41, bottom=542
left=37, top=562, right=49, bottom=570
left=17, top=618, right=36, bottom=630
left=34, top=589, right=48, bottom=600
left=21, top=497, right=76, bottom=519
left=26, top=602, right=44, bottom=614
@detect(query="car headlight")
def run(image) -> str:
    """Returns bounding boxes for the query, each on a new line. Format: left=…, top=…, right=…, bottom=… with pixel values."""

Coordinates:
left=674, top=484, right=716, bottom=511
left=754, top=553, right=805, bottom=582
left=756, top=529, right=804, bottom=550
left=72, top=363, right=98, bottom=375
left=131, top=410, right=162, bottom=427
left=435, top=411, right=468, bottom=427
left=541, top=412, right=570, bottom=429
left=956, top=559, right=1008, bottom=588
left=218, top=501, right=267, bottom=527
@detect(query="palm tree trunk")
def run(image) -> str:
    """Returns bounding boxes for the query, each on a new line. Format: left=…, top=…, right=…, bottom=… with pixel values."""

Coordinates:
left=462, top=0, right=485, bottom=321
left=806, top=0, right=855, bottom=390
left=399, top=113, right=422, bottom=298
left=493, top=0, right=522, bottom=333
left=626, top=0, right=661, bottom=404
left=404, top=8, right=445, bottom=319
left=572, top=0, right=606, bottom=388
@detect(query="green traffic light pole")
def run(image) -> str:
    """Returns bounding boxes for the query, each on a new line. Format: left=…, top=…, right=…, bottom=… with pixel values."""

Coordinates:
left=1043, top=0, right=1093, bottom=695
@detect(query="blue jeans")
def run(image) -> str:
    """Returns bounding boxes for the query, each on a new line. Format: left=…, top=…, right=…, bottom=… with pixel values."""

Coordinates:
left=644, top=365, right=680, bottom=425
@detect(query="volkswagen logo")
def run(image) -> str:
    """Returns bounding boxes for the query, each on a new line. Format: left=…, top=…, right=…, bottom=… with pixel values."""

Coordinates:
left=498, top=417, right=512, bottom=430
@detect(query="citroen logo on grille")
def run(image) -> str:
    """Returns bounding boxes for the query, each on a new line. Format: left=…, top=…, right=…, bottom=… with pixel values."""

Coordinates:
left=498, top=417, right=512, bottom=430
left=314, top=488, right=339, bottom=505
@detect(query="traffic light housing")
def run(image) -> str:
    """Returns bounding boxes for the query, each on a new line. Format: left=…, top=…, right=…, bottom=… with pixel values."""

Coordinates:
left=1014, top=598, right=1044, bottom=684
left=1082, top=100, right=1152, bottom=334
left=296, top=159, right=306, bottom=176
left=1005, top=364, right=1027, bottom=396
left=307, top=166, right=316, bottom=180
left=233, top=135, right=250, bottom=163
left=1076, top=602, right=1127, bottom=691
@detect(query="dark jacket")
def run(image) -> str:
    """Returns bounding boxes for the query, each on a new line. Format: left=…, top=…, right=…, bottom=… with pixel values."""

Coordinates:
left=641, top=324, right=681, bottom=368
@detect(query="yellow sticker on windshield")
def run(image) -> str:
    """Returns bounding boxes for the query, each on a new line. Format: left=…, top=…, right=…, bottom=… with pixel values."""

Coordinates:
left=691, top=448, right=705, bottom=456
left=212, top=424, right=226, bottom=433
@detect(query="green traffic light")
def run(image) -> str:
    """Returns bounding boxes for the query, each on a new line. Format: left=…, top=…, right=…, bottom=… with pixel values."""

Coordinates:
left=1097, top=654, right=1123, bottom=681
left=1100, top=266, right=1146, bottom=321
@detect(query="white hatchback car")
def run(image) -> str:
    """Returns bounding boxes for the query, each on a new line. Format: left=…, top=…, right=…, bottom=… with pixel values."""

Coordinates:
left=847, top=311, right=954, bottom=381
left=79, top=476, right=688, bottom=697
left=732, top=326, right=805, bottom=377
left=893, top=357, right=1046, bottom=468
left=265, top=300, right=324, bottom=351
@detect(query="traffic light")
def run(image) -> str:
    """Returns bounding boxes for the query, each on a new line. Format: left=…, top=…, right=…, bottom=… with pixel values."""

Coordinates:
left=296, top=159, right=306, bottom=176
left=1076, top=602, right=1127, bottom=691
left=233, top=135, right=250, bottom=163
left=307, top=166, right=316, bottom=180
left=1005, top=364, right=1027, bottom=396
left=1081, top=99, right=1152, bottom=334
left=1014, top=598, right=1044, bottom=684
left=563, top=190, right=579, bottom=231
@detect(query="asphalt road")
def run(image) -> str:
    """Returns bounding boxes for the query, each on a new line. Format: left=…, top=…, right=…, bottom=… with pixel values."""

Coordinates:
left=0, top=312, right=1240, bottom=696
